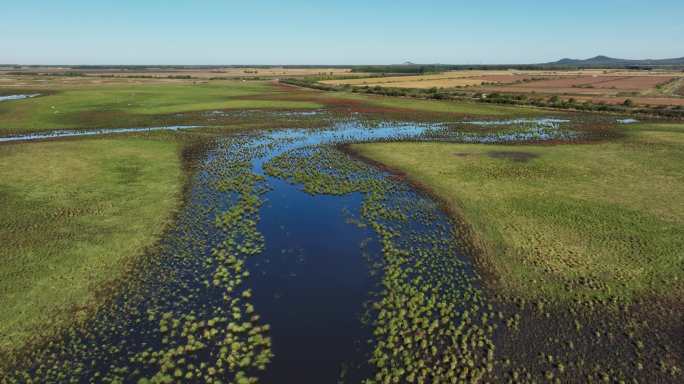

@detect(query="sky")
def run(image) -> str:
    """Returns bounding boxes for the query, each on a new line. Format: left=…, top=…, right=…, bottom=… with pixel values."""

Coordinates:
left=2, top=0, right=683, bottom=65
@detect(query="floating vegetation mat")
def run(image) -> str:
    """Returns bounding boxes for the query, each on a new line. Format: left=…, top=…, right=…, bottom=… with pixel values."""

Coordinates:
left=3, top=117, right=680, bottom=383
left=424, top=117, right=580, bottom=143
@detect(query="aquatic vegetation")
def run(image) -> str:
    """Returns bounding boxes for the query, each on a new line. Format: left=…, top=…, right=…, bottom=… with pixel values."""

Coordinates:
left=134, top=138, right=274, bottom=383
left=3, top=114, right=682, bottom=383
left=264, top=146, right=497, bottom=382
left=352, top=122, right=684, bottom=382
left=3, top=135, right=275, bottom=383
left=423, top=117, right=580, bottom=143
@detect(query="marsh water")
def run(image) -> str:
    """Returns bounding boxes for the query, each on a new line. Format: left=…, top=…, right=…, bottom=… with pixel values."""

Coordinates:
left=6, top=120, right=458, bottom=381
left=0, top=125, right=202, bottom=142
left=9, top=116, right=648, bottom=383
left=0, top=94, right=40, bottom=102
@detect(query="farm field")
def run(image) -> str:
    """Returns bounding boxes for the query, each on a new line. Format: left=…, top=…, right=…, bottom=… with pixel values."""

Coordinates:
left=1, top=78, right=683, bottom=383
left=321, top=70, right=533, bottom=88
left=480, top=74, right=684, bottom=107
left=320, top=69, right=684, bottom=107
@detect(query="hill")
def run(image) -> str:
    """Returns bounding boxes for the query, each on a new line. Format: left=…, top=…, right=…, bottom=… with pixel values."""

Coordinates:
left=547, top=55, right=684, bottom=67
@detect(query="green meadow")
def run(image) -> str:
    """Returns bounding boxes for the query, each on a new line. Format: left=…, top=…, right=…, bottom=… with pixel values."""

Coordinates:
left=0, top=81, right=320, bottom=133
left=352, top=123, right=684, bottom=302
left=0, top=78, right=550, bottom=136
left=0, top=137, right=183, bottom=353
left=330, top=91, right=543, bottom=116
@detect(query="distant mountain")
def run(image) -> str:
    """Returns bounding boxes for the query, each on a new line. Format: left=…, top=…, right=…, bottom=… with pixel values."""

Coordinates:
left=545, top=55, right=684, bottom=67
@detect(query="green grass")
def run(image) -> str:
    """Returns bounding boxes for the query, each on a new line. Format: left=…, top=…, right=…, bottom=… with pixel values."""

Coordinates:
left=0, top=137, right=183, bottom=353
left=0, top=79, right=543, bottom=134
left=0, top=81, right=321, bottom=133
left=327, top=91, right=543, bottom=116
left=352, top=123, right=684, bottom=302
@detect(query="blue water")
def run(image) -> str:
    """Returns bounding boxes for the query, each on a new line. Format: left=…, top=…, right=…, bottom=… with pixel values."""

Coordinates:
left=253, top=183, right=377, bottom=382
left=241, top=121, right=440, bottom=382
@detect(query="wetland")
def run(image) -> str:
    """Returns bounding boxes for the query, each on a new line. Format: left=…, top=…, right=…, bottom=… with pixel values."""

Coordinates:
left=1, top=79, right=682, bottom=383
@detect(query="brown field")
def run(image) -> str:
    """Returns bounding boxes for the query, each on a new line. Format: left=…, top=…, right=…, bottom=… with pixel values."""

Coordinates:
left=320, top=70, right=518, bottom=86
left=487, top=85, right=612, bottom=95
left=352, top=78, right=487, bottom=89
left=510, top=76, right=608, bottom=88
left=501, top=75, right=675, bottom=91
left=476, top=74, right=538, bottom=83
left=322, top=69, right=684, bottom=92
left=320, top=69, right=658, bottom=87
left=318, top=68, right=684, bottom=107
left=589, top=76, right=675, bottom=89
left=322, top=71, right=549, bottom=89
left=677, top=84, right=684, bottom=96
left=484, top=75, right=684, bottom=105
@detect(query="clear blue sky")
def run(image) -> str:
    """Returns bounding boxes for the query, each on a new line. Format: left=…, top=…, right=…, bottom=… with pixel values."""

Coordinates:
left=2, top=0, right=682, bottom=65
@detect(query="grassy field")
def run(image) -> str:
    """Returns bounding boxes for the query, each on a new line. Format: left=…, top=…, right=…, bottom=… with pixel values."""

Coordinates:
left=0, top=74, right=555, bottom=135
left=352, top=123, right=684, bottom=302
left=0, top=137, right=183, bottom=354
left=328, top=91, right=542, bottom=117
left=0, top=80, right=321, bottom=133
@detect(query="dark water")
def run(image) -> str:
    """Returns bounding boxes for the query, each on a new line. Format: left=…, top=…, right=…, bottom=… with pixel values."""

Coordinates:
left=240, top=122, right=440, bottom=382
left=253, top=186, right=376, bottom=382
